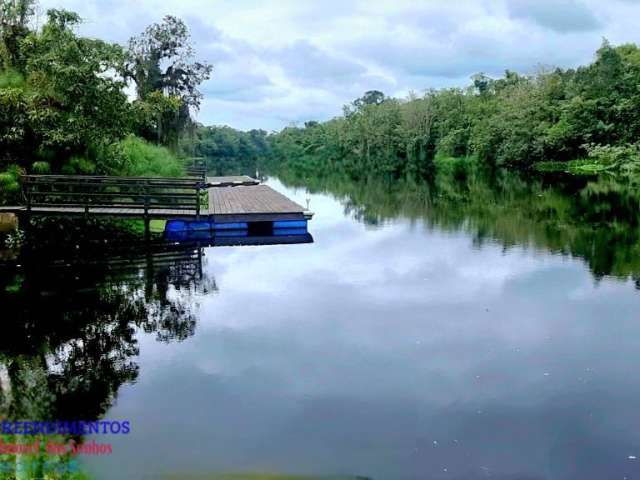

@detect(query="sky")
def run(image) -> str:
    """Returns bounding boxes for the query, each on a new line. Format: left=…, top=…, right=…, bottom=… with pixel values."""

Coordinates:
left=37, top=0, right=640, bottom=131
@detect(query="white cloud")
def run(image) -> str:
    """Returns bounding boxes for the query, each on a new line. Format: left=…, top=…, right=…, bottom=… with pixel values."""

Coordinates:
left=38, top=0, right=640, bottom=130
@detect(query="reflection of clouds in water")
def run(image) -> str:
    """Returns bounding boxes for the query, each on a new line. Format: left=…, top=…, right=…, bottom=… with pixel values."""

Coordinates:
left=202, top=180, right=572, bottom=319
left=101, top=181, right=640, bottom=480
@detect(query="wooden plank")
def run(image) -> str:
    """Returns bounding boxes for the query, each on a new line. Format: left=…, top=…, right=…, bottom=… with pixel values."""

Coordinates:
left=209, top=185, right=306, bottom=216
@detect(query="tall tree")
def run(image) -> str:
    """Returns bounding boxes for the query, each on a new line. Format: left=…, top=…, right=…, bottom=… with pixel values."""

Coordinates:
left=123, top=16, right=212, bottom=146
left=0, top=0, right=35, bottom=70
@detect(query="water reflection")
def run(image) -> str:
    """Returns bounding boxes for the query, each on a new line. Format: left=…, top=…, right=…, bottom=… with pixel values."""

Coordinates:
left=2, top=172, right=640, bottom=480
left=0, top=237, right=215, bottom=477
left=0, top=228, right=312, bottom=478
left=276, top=168, right=640, bottom=282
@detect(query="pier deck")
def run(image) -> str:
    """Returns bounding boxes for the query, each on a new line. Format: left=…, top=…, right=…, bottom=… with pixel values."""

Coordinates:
left=208, top=182, right=311, bottom=222
left=1, top=176, right=313, bottom=223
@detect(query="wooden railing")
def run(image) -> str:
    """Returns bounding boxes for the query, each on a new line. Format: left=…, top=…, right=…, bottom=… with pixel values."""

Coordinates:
left=22, top=175, right=205, bottom=219
left=184, top=158, right=207, bottom=181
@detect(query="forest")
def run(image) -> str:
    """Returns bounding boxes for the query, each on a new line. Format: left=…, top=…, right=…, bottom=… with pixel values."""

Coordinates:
left=0, top=0, right=215, bottom=203
left=4, top=0, right=640, bottom=203
left=268, top=41, right=640, bottom=183
left=181, top=125, right=270, bottom=175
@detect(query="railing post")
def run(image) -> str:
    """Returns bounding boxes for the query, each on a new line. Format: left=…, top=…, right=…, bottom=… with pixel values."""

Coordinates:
left=25, top=179, right=32, bottom=213
left=144, top=217, right=151, bottom=242
left=144, top=183, right=149, bottom=218
left=144, top=184, right=150, bottom=242
left=196, top=184, right=201, bottom=220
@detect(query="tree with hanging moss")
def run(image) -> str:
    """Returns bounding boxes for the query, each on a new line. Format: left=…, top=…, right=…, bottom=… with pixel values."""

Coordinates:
left=123, top=16, right=213, bottom=147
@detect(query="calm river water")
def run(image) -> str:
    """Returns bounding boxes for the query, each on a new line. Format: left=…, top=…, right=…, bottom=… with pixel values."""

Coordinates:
left=2, top=171, right=640, bottom=480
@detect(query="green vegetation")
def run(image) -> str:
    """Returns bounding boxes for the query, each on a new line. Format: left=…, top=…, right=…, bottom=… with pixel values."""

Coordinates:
left=277, top=164, right=640, bottom=282
left=0, top=1, right=212, bottom=204
left=125, top=218, right=167, bottom=237
left=117, top=135, right=185, bottom=177
left=0, top=220, right=220, bottom=479
left=182, top=126, right=270, bottom=176
left=268, top=40, right=640, bottom=183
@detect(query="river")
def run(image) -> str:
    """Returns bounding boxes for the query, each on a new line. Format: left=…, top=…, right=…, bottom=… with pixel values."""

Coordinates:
left=1, top=170, right=640, bottom=480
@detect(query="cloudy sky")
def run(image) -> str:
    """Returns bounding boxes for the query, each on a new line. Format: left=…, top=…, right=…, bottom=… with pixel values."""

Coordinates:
left=38, top=0, right=640, bottom=131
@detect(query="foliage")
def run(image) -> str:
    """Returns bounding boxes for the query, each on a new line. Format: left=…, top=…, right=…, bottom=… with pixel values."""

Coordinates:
left=132, top=90, right=182, bottom=145
left=267, top=41, right=640, bottom=184
left=31, top=160, right=49, bottom=173
left=0, top=4, right=212, bottom=205
left=123, top=15, right=213, bottom=147
left=0, top=6, right=131, bottom=175
left=277, top=164, right=640, bottom=282
left=0, top=0, right=35, bottom=70
left=0, top=67, right=22, bottom=88
left=183, top=125, right=270, bottom=175
left=0, top=164, right=22, bottom=203
left=116, top=135, right=184, bottom=177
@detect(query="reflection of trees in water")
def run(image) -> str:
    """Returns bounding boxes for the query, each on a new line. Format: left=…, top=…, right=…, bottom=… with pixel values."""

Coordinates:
left=0, top=241, right=216, bottom=478
left=277, top=168, right=640, bottom=283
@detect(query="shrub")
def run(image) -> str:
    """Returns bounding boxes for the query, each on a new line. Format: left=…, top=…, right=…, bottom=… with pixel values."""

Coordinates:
left=117, top=135, right=184, bottom=177
left=0, top=165, right=24, bottom=204
left=31, top=161, right=51, bottom=173
left=64, top=156, right=96, bottom=174
left=584, top=143, right=640, bottom=168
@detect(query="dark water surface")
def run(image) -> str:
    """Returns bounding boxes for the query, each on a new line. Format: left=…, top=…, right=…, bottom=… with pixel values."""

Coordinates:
left=2, top=173, right=640, bottom=480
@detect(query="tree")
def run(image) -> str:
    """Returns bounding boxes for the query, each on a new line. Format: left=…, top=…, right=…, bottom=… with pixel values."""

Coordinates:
left=23, top=10, right=130, bottom=166
left=0, top=0, right=35, bottom=70
left=0, top=8, right=131, bottom=176
left=471, top=73, right=493, bottom=96
left=352, top=90, right=386, bottom=110
left=123, top=16, right=213, bottom=146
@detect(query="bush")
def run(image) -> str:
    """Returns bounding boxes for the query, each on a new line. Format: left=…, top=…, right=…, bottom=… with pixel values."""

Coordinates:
left=117, top=135, right=184, bottom=177
left=585, top=143, right=640, bottom=168
left=0, top=165, right=24, bottom=204
left=31, top=161, right=51, bottom=173
left=61, top=156, right=96, bottom=174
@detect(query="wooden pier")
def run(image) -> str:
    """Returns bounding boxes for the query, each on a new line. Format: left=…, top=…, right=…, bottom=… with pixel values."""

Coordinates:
left=1, top=174, right=313, bottom=224
left=209, top=182, right=311, bottom=222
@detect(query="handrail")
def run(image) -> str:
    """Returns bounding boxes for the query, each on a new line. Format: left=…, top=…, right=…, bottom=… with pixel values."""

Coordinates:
left=22, top=175, right=204, bottom=219
left=22, top=175, right=203, bottom=184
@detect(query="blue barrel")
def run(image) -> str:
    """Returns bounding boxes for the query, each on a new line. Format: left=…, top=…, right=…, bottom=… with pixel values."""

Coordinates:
left=274, top=220, right=308, bottom=229
left=273, top=228, right=309, bottom=236
left=165, top=230, right=189, bottom=241
left=212, top=222, right=249, bottom=230
left=165, top=220, right=187, bottom=232
left=187, top=221, right=211, bottom=231
left=216, top=230, right=249, bottom=238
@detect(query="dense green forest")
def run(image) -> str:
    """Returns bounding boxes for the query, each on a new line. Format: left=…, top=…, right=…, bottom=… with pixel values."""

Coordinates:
left=4, top=0, right=640, bottom=204
left=268, top=41, right=640, bottom=182
left=181, top=125, right=270, bottom=176
left=0, top=0, right=212, bottom=202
